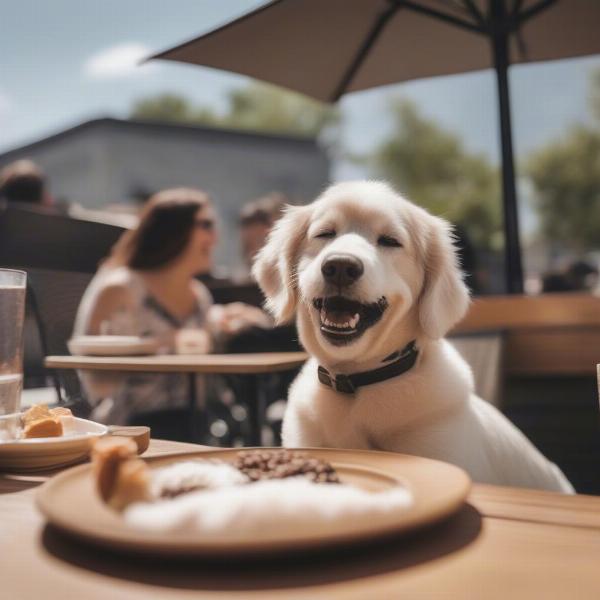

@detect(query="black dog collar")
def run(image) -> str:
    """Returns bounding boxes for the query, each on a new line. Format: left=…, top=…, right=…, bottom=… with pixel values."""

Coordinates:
left=317, top=340, right=419, bottom=395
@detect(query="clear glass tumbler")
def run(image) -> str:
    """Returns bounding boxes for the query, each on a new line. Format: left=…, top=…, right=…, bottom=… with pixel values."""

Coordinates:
left=0, top=269, right=27, bottom=441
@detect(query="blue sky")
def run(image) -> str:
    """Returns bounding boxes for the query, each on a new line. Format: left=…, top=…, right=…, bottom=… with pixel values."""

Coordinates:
left=2, top=0, right=600, bottom=181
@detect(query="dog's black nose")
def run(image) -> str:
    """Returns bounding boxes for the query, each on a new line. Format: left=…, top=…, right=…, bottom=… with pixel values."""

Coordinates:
left=321, top=254, right=364, bottom=287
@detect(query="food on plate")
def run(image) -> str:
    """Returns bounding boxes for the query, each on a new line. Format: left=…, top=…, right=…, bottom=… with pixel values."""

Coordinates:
left=92, top=447, right=345, bottom=512
left=21, top=405, right=75, bottom=439
left=91, top=439, right=247, bottom=508
left=23, top=416, right=62, bottom=439
left=89, top=444, right=413, bottom=537
left=22, top=404, right=53, bottom=425
left=235, top=449, right=340, bottom=483
left=49, top=406, right=73, bottom=417
left=92, top=437, right=149, bottom=510
left=151, top=460, right=247, bottom=499
left=48, top=406, right=76, bottom=434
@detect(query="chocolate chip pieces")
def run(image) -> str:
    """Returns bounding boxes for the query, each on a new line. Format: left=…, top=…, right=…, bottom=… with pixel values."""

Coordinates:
left=235, top=450, right=340, bottom=484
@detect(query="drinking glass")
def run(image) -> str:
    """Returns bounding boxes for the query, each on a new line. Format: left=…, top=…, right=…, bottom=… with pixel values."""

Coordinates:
left=0, top=269, right=27, bottom=441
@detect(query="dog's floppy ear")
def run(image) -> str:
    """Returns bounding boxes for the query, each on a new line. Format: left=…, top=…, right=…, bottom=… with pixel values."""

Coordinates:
left=252, top=204, right=311, bottom=324
left=418, top=215, right=470, bottom=339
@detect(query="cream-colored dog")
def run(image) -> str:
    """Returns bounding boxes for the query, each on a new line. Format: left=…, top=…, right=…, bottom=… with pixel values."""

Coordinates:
left=253, top=181, right=573, bottom=493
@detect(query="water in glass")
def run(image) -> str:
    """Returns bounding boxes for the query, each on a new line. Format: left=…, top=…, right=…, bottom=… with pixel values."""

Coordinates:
left=0, top=270, right=27, bottom=441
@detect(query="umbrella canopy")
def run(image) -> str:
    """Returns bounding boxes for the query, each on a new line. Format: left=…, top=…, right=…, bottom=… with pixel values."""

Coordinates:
left=152, top=0, right=600, bottom=293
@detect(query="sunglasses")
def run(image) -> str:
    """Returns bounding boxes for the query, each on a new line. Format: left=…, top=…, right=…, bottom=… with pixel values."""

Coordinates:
left=195, top=218, right=215, bottom=231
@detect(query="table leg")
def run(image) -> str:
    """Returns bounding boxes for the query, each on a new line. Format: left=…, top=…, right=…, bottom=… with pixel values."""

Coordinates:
left=188, top=372, right=203, bottom=443
left=241, top=375, right=262, bottom=447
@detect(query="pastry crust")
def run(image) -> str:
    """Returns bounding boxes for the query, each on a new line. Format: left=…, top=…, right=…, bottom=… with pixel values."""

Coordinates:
left=21, top=405, right=74, bottom=439
left=109, top=458, right=151, bottom=511
left=22, top=404, right=52, bottom=424
left=91, top=437, right=149, bottom=509
left=23, top=417, right=63, bottom=438
left=50, top=407, right=73, bottom=417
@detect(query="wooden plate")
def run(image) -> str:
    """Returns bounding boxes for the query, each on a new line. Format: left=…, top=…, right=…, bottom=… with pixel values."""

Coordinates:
left=0, top=418, right=108, bottom=471
left=36, top=448, right=470, bottom=556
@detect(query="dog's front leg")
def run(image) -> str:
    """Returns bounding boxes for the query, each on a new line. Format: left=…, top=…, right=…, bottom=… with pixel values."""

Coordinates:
left=281, top=406, right=327, bottom=448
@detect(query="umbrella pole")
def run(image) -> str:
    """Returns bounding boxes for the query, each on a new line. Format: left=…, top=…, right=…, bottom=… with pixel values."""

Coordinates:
left=491, top=0, right=524, bottom=294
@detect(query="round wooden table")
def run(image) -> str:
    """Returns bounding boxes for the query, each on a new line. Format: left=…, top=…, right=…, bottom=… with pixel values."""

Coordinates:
left=2, top=439, right=600, bottom=599
left=45, top=352, right=308, bottom=445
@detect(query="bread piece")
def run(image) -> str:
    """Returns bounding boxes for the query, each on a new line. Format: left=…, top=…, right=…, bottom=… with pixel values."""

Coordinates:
left=23, top=417, right=63, bottom=438
left=108, top=458, right=151, bottom=510
left=50, top=407, right=75, bottom=434
left=92, top=437, right=148, bottom=508
left=22, top=404, right=51, bottom=425
left=49, top=407, right=72, bottom=417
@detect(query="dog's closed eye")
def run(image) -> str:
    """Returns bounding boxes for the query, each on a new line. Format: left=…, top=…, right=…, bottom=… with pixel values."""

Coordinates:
left=377, top=235, right=403, bottom=248
left=315, top=230, right=336, bottom=239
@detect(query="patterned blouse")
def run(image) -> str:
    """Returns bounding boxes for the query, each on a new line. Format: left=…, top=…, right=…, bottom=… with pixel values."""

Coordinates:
left=73, top=267, right=213, bottom=425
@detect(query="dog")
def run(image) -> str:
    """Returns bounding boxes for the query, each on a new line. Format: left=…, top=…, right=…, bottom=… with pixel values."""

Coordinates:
left=253, top=181, right=573, bottom=493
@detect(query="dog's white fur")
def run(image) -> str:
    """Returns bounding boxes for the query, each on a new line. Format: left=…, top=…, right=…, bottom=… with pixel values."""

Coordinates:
left=253, top=181, right=573, bottom=493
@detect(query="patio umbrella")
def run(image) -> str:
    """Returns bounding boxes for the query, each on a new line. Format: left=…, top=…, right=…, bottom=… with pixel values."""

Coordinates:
left=151, top=0, right=600, bottom=293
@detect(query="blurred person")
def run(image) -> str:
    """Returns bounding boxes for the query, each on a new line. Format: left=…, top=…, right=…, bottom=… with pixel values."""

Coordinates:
left=228, top=193, right=301, bottom=443
left=239, top=192, right=286, bottom=273
left=0, top=159, right=53, bottom=206
left=73, top=187, right=267, bottom=427
left=542, top=259, right=599, bottom=293
left=565, top=260, right=599, bottom=292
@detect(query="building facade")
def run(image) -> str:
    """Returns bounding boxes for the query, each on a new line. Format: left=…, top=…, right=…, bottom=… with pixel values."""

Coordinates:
left=0, top=118, right=330, bottom=272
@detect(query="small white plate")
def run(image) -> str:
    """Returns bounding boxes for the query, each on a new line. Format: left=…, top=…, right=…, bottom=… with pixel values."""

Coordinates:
left=0, top=417, right=108, bottom=471
left=68, top=336, right=159, bottom=356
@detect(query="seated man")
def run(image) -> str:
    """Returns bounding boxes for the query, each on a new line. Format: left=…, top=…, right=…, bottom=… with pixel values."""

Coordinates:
left=227, top=193, right=302, bottom=443
left=239, top=192, right=286, bottom=279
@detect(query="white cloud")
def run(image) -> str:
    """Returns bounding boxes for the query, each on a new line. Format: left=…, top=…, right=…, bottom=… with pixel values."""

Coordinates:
left=84, top=43, right=157, bottom=79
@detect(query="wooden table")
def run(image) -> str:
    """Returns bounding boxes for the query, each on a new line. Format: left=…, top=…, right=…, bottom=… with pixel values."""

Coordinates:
left=44, top=353, right=309, bottom=374
left=2, top=439, right=600, bottom=599
left=45, top=352, right=308, bottom=444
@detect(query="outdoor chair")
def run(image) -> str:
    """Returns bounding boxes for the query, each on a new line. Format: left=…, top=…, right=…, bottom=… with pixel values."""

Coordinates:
left=454, top=293, right=600, bottom=494
left=0, top=202, right=124, bottom=411
left=0, top=203, right=123, bottom=273
left=26, top=268, right=94, bottom=412
left=448, top=331, right=503, bottom=407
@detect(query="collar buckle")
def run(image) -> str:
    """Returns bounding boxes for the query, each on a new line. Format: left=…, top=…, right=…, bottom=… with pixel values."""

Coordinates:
left=318, top=366, right=356, bottom=394
left=317, top=340, right=418, bottom=395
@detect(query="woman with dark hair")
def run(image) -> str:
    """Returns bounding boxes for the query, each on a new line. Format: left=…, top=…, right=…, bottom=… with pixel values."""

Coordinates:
left=73, top=187, right=266, bottom=426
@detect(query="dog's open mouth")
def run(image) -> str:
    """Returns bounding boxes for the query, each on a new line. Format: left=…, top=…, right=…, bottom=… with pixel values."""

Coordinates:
left=312, top=296, right=388, bottom=345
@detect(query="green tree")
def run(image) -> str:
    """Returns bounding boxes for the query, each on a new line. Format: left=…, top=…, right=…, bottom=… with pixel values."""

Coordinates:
left=221, top=83, right=338, bottom=137
left=131, top=83, right=338, bottom=138
left=526, top=126, right=600, bottom=253
left=525, top=69, right=600, bottom=254
left=589, top=68, right=600, bottom=122
left=131, top=93, right=217, bottom=124
left=366, top=99, right=502, bottom=251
